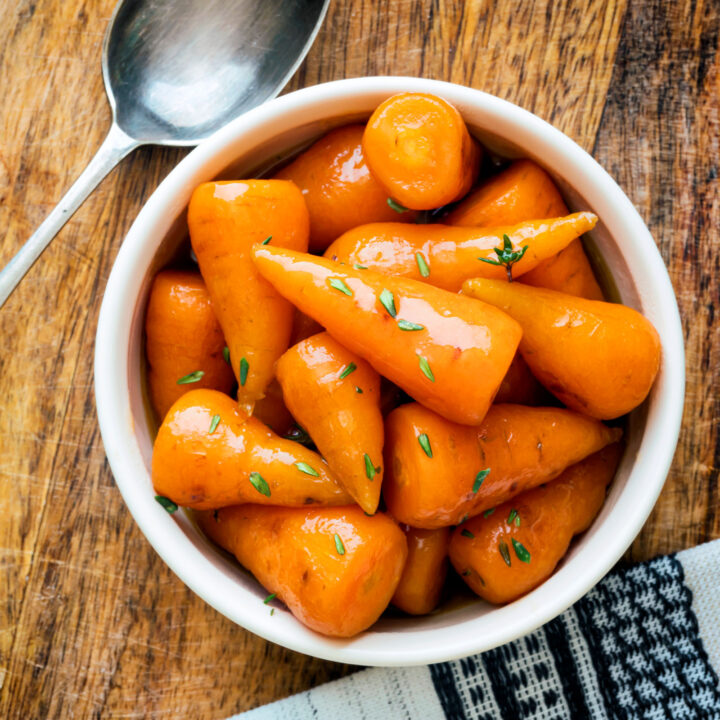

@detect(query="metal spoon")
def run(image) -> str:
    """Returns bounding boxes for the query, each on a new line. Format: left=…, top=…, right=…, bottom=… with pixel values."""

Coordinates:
left=0, top=0, right=329, bottom=308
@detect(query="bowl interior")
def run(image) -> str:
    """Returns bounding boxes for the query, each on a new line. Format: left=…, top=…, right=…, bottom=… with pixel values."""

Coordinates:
left=97, top=78, right=684, bottom=666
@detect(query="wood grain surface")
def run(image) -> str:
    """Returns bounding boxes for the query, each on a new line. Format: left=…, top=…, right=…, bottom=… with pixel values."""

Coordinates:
left=0, top=0, right=717, bottom=717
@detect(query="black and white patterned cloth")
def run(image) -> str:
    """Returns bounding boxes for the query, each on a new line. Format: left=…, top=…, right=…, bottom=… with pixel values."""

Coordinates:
left=234, top=540, right=720, bottom=720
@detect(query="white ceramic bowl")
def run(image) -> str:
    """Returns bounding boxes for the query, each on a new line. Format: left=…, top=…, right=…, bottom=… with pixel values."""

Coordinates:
left=95, top=77, right=685, bottom=666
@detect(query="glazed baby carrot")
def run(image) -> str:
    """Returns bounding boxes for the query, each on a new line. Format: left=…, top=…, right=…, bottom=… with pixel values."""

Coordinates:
left=188, top=180, right=309, bottom=412
left=324, top=212, right=597, bottom=292
left=276, top=332, right=384, bottom=514
left=494, top=353, right=549, bottom=406
left=383, top=402, right=621, bottom=529
left=197, top=505, right=407, bottom=637
left=449, top=443, right=622, bottom=604
left=152, top=389, right=351, bottom=509
left=290, top=309, right=324, bottom=346
left=251, top=380, right=294, bottom=436
left=462, top=279, right=662, bottom=419
left=363, top=93, right=481, bottom=210
left=251, top=246, right=522, bottom=426
left=445, top=159, right=603, bottom=300
left=274, top=124, right=417, bottom=251
left=391, top=526, right=450, bottom=615
left=145, top=269, right=235, bottom=420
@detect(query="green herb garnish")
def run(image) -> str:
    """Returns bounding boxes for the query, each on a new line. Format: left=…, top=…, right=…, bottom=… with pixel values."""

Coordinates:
left=239, top=357, right=249, bottom=386
left=418, top=433, right=433, bottom=458
left=295, top=462, right=319, bottom=477
left=397, top=319, right=424, bottom=331
left=249, top=472, right=271, bottom=497
left=177, top=370, right=204, bottom=385
left=264, top=593, right=276, bottom=604
left=483, top=508, right=495, bottom=518
left=387, top=198, right=409, bottom=213
left=512, top=538, right=531, bottom=563
left=208, top=414, right=221, bottom=434
left=478, top=234, right=529, bottom=282
left=473, top=469, right=490, bottom=494
left=508, top=509, right=518, bottom=525
left=415, top=252, right=430, bottom=278
left=418, top=355, right=435, bottom=382
left=334, top=533, right=346, bottom=555
left=355, top=386, right=363, bottom=394
left=339, top=362, right=357, bottom=379
left=223, top=346, right=230, bottom=365
left=329, top=278, right=353, bottom=296
left=364, top=453, right=378, bottom=480
left=499, top=539, right=512, bottom=567
left=515, top=514, right=521, bottom=527
left=461, top=529, right=475, bottom=539
left=379, top=289, right=397, bottom=317
left=261, top=236, right=272, bottom=245
left=155, top=495, right=178, bottom=513
left=353, top=263, right=368, bottom=270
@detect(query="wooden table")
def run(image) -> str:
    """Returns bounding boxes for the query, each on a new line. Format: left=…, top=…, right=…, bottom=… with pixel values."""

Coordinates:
left=1, top=0, right=717, bottom=716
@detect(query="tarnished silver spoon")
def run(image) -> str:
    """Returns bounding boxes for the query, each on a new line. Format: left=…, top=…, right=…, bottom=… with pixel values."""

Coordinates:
left=0, top=0, right=329, bottom=307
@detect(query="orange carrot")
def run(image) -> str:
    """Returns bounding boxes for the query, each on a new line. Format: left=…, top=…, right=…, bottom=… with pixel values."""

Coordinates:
left=324, top=212, right=597, bottom=291
left=449, top=443, right=622, bottom=604
left=188, top=180, right=309, bottom=412
left=277, top=332, right=384, bottom=514
left=392, top=526, right=450, bottom=615
left=462, top=279, right=662, bottom=419
left=197, top=505, right=407, bottom=637
left=251, top=246, right=522, bottom=426
left=251, top=379, right=295, bottom=436
left=363, top=93, right=481, bottom=210
left=494, top=353, right=549, bottom=406
left=445, top=159, right=603, bottom=299
left=145, top=269, right=235, bottom=420
left=274, top=124, right=417, bottom=251
left=383, top=402, right=621, bottom=529
left=152, top=389, right=351, bottom=509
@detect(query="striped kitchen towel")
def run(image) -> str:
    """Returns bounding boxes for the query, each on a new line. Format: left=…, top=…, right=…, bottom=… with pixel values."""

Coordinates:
left=233, top=539, right=720, bottom=720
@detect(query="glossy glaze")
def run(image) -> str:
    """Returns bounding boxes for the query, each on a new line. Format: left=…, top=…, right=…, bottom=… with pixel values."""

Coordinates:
left=197, top=505, right=407, bottom=637
left=325, top=212, right=597, bottom=291
left=449, top=444, right=622, bottom=604
left=383, top=403, right=622, bottom=528
left=151, top=389, right=351, bottom=509
left=251, top=246, right=521, bottom=425
left=463, top=279, right=662, bottom=419
left=277, top=332, right=384, bottom=514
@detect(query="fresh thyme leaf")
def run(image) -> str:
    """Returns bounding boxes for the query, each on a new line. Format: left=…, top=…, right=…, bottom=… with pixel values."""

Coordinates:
left=364, top=453, right=378, bottom=480
left=249, top=472, right=271, bottom=497
left=499, top=540, right=512, bottom=567
left=239, top=357, right=249, bottom=386
left=177, top=370, right=204, bottom=385
left=397, top=319, right=424, bottom=331
left=270, top=608, right=275, bottom=616
left=418, top=433, right=433, bottom=458
left=508, top=509, right=518, bottom=525
left=379, top=289, right=397, bottom=317
left=473, top=469, right=490, bottom=493
left=415, top=252, right=430, bottom=277
left=483, top=508, right=495, bottom=518
left=208, top=414, right=221, bottom=434
left=339, top=362, right=357, bottom=379
left=353, top=263, right=368, bottom=270
left=515, top=515, right=521, bottom=527
left=295, top=462, right=319, bottom=477
left=478, top=234, right=529, bottom=282
left=355, top=386, right=363, bottom=393
left=155, top=495, right=178, bottom=513
left=261, top=236, right=272, bottom=245
left=461, top=529, right=475, bottom=539
left=329, top=278, right=353, bottom=296
left=264, top=593, right=276, bottom=604
left=222, top=346, right=230, bottom=365
left=512, top=538, right=531, bottom=563
left=387, top=197, right=409, bottom=213
left=334, top=533, right=346, bottom=555
left=418, top=355, right=435, bottom=382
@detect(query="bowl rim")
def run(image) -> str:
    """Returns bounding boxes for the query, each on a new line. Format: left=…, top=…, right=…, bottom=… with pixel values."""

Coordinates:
left=94, top=76, right=685, bottom=666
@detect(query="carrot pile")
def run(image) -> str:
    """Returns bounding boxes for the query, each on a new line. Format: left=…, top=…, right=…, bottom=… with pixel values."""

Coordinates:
left=144, top=92, right=661, bottom=638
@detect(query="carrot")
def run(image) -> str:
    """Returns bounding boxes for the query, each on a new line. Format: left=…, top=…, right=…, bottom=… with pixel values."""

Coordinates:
left=144, top=269, right=235, bottom=420
left=462, top=279, right=662, bottom=419
left=391, top=526, right=450, bottom=615
left=324, top=212, right=597, bottom=292
left=449, top=443, right=622, bottom=604
left=251, top=246, right=522, bottom=426
left=445, top=159, right=603, bottom=299
left=274, top=124, right=417, bottom=251
left=290, top=309, right=324, bottom=346
left=151, top=389, right=351, bottom=509
left=197, top=505, right=407, bottom=637
left=250, top=379, right=294, bottom=436
left=494, top=353, right=549, bottom=406
left=363, top=93, right=481, bottom=210
left=276, top=332, right=384, bottom=514
left=188, top=180, right=309, bottom=412
left=383, top=402, right=621, bottom=529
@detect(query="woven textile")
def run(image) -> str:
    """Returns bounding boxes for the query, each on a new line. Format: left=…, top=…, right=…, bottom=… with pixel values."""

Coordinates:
left=233, top=540, right=720, bottom=720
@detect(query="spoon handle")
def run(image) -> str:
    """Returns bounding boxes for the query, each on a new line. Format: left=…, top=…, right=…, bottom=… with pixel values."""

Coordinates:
left=0, top=123, right=139, bottom=308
